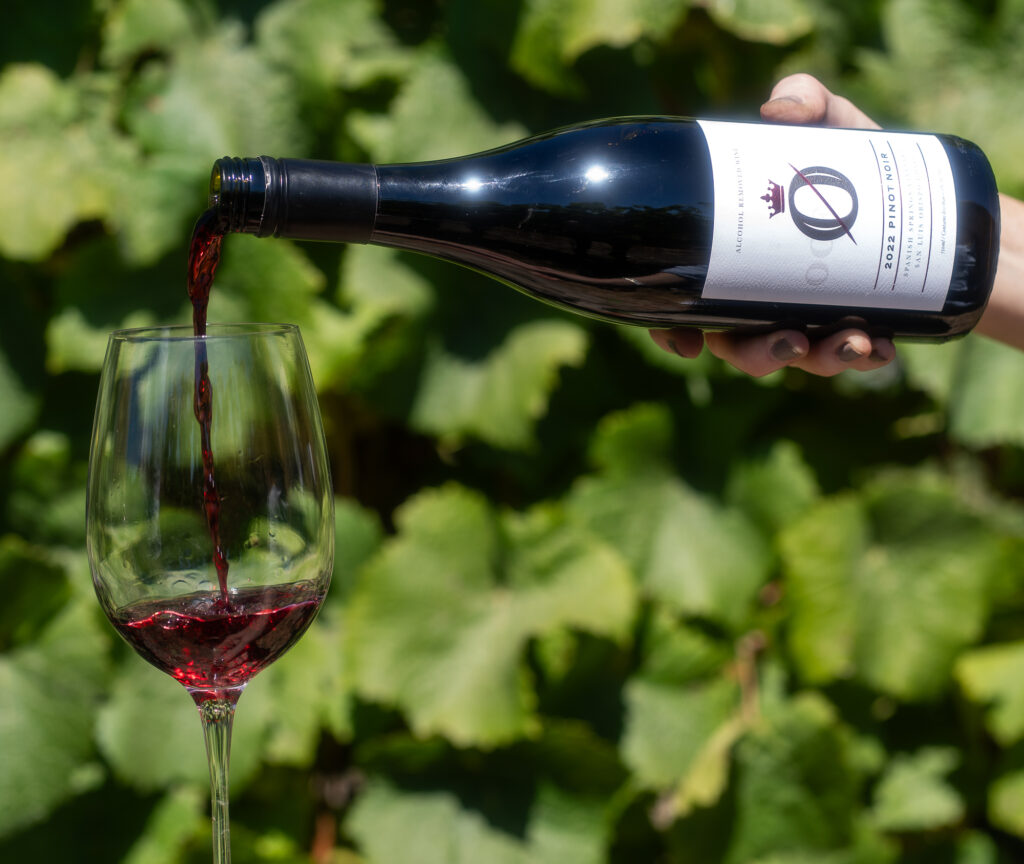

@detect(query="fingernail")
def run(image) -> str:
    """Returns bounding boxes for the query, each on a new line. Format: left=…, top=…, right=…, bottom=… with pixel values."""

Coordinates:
left=770, top=337, right=801, bottom=362
left=869, top=349, right=889, bottom=363
left=766, top=95, right=804, bottom=107
left=837, top=341, right=866, bottom=362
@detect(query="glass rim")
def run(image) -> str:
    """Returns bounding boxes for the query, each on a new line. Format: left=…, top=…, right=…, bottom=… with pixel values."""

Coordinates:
left=108, top=322, right=299, bottom=343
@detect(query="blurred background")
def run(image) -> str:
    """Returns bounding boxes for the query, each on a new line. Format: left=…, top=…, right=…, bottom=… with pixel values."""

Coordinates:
left=4, top=0, right=1024, bottom=861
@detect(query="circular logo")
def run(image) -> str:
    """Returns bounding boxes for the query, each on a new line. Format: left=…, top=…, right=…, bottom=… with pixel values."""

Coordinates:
left=788, top=166, right=858, bottom=242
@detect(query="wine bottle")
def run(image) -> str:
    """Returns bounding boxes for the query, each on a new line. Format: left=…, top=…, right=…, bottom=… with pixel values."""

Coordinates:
left=207, top=117, right=1000, bottom=339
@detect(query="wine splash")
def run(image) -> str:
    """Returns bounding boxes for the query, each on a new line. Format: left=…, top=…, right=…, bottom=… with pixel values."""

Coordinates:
left=188, top=208, right=230, bottom=597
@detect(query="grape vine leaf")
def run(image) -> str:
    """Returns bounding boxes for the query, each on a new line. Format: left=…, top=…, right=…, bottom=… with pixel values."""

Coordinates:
left=988, top=767, right=1024, bottom=839
left=510, top=0, right=691, bottom=97
left=721, top=693, right=873, bottom=864
left=410, top=320, right=589, bottom=450
left=120, top=785, right=206, bottom=864
left=567, top=403, right=772, bottom=631
left=780, top=470, right=1014, bottom=699
left=620, top=608, right=739, bottom=816
left=704, top=0, right=817, bottom=44
left=0, top=535, right=72, bottom=653
left=726, top=439, right=820, bottom=535
left=346, top=778, right=607, bottom=864
left=0, top=596, right=109, bottom=838
left=99, top=0, right=195, bottom=68
left=955, top=641, right=1024, bottom=747
left=621, top=677, right=741, bottom=817
left=901, top=337, right=1024, bottom=449
left=0, top=64, right=124, bottom=262
left=346, top=48, right=526, bottom=163
left=255, top=0, right=413, bottom=97
left=95, top=657, right=263, bottom=792
left=870, top=747, right=964, bottom=833
left=120, top=22, right=306, bottom=164
left=346, top=483, right=636, bottom=746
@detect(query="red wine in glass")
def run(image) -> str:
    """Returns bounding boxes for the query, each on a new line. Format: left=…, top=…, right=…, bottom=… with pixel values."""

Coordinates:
left=111, top=582, right=325, bottom=701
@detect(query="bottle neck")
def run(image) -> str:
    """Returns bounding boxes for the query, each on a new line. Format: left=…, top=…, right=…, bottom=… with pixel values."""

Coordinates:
left=209, top=157, right=378, bottom=242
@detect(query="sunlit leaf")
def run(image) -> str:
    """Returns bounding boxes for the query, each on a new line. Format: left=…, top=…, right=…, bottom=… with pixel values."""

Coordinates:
left=0, top=597, right=109, bottom=838
left=121, top=785, right=206, bottom=864
left=510, top=0, right=690, bottom=96
left=870, top=748, right=963, bottom=832
left=568, top=404, right=772, bottom=630
left=956, top=641, right=1024, bottom=747
left=988, top=767, right=1024, bottom=839
left=256, top=0, right=412, bottom=95
left=346, top=777, right=608, bottom=864
left=726, top=439, right=820, bottom=535
left=723, top=694, right=866, bottom=863
left=704, top=0, right=817, bottom=44
left=347, top=48, right=526, bottom=163
left=121, top=24, right=306, bottom=161
left=100, top=0, right=195, bottom=68
left=0, top=66, right=125, bottom=261
left=411, top=321, right=589, bottom=450
left=95, top=657, right=265, bottom=792
left=621, top=677, right=740, bottom=802
left=346, top=484, right=635, bottom=746
left=781, top=471, right=1014, bottom=699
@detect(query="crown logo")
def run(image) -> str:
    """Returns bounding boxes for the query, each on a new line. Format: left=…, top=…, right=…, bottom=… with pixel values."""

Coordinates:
left=761, top=180, right=785, bottom=218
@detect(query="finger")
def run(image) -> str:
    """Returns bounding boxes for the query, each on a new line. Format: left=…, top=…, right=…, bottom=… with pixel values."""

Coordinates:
left=649, top=327, right=705, bottom=359
left=760, top=73, right=879, bottom=130
left=704, top=329, right=809, bottom=377
left=789, top=329, right=894, bottom=376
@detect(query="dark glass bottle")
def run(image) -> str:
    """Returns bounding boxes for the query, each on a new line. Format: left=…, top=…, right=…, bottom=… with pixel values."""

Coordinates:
left=208, top=117, right=1000, bottom=339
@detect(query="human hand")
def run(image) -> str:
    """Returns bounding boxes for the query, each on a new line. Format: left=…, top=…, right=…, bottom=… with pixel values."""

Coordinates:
left=650, top=74, right=896, bottom=377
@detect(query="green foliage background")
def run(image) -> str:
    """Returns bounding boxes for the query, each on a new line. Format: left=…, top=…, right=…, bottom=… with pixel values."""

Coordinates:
left=5, top=0, right=1024, bottom=861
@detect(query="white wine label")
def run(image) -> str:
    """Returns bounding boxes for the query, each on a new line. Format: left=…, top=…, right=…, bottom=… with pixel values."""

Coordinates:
left=697, top=119, right=957, bottom=311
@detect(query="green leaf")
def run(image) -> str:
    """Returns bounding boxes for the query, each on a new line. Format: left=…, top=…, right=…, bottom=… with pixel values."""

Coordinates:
left=331, top=496, right=384, bottom=600
left=346, top=484, right=636, bottom=746
left=704, top=0, right=817, bottom=44
left=956, top=641, right=1024, bottom=747
left=100, top=0, right=195, bottom=68
left=0, top=66, right=126, bottom=261
left=621, top=677, right=741, bottom=811
left=568, top=405, right=772, bottom=630
left=210, top=232, right=367, bottom=389
left=0, top=596, right=109, bottom=838
left=988, top=767, right=1024, bottom=839
left=331, top=245, right=437, bottom=389
left=121, top=785, right=206, bottom=864
left=256, top=0, right=412, bottom=95
left=254, top=606, right=352, bottom=761
left=902, top=335, right=1024, bottom=449
left=726, top=440, right=820, bottom=535
left=410, top=320, right=588, bottom=451
left=0, top=338, right=41, bottom=453
left=510, top=0, right=691, bottom=96
left=7, top=431, right=87, bottom=546
left=347, top=48, right=526, bottom=163
left=95, top=657, right=264, bottom=792
left=723, top=694, right=865, bottom=864
left=870, top=747, right=964, bottom=832
left=121, top=24, right=306, bottom=160
left=0, top=536, right=71, bottom=652
left=780, top=471, right=1012, bottom=699
left=346, top=778, right=608, bottom=864
left=347, top=780, right=527, bottom=864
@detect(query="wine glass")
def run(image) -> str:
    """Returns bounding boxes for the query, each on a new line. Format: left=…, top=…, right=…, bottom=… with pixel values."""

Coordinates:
left=86, top=323, right=334, bottom=863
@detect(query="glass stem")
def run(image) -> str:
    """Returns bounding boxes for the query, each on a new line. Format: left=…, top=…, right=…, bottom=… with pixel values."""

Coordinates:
left=196, top=692, right=242, bottom=864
